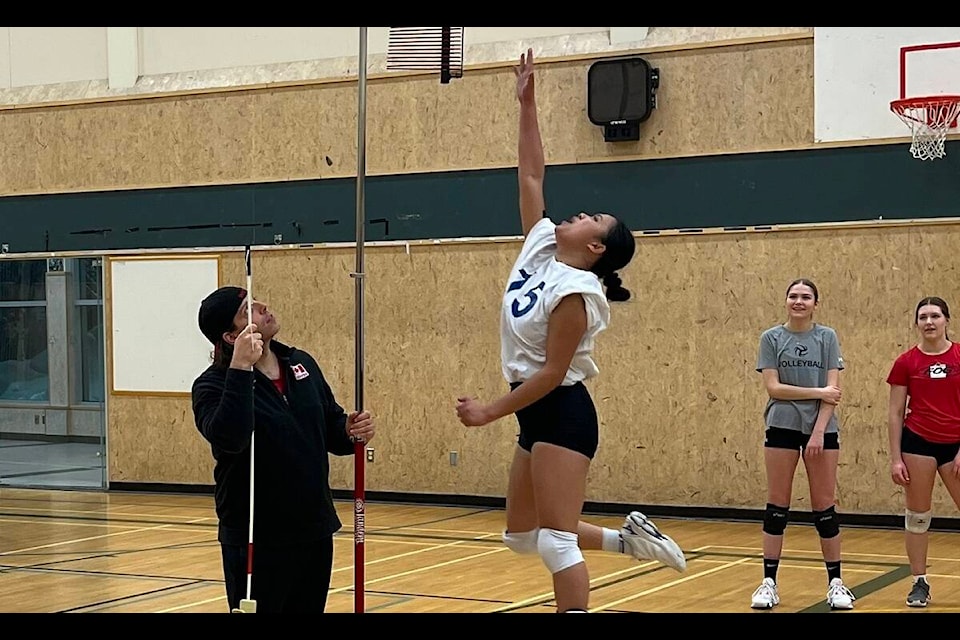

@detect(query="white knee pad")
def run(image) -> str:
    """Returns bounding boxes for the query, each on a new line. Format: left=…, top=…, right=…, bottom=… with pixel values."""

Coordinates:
left=537, top=528, right=583, bottom=574
left=503, top=529, right=539, bottom=555
left=905, top=509, right=932, bottom=534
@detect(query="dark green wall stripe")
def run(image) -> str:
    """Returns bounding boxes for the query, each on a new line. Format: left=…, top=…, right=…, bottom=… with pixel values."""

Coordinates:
left=1, top=141, right=958, bottom=254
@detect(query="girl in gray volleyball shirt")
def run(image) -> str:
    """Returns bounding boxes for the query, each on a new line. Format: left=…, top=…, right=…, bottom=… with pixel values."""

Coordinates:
left=757, top=321, right=843, bottom=436
left=749, top=278, right=855, bottom=612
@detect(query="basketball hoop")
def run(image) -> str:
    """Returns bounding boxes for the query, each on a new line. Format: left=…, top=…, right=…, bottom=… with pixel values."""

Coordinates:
left=890, top=95, right=960, bottom=161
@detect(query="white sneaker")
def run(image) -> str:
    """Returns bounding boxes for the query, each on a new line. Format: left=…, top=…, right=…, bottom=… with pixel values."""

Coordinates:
left=620, top=511, right=687, bottom=572
left=826, top=577, right=855, bottom=610
left=751, top=577, right=780, bottom=609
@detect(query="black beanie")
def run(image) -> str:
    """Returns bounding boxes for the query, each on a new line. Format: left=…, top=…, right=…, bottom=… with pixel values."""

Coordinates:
left=198, top=286, right=246, bottom=345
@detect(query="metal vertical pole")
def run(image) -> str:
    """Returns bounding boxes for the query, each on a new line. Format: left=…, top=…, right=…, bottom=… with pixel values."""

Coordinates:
left=352, top=26, right=368, bottom=615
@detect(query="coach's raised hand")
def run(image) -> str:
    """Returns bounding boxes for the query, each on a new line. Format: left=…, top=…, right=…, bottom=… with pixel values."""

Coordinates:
left=229, top=323, right=263, bottom=370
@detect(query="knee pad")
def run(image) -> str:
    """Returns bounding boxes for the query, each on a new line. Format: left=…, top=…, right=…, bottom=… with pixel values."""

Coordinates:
left=905, top=509, right=932, bottom=534
left=537, top=528, right=583, bottom=574
left=503, top=529, right=539, bottom=555
left=762, top=503, right=790, bottom=536
left=813, top=506, right=840, bottom=539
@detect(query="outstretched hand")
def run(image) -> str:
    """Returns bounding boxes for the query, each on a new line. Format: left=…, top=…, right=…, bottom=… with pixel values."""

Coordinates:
left=514, top=47, right=535, bottom=104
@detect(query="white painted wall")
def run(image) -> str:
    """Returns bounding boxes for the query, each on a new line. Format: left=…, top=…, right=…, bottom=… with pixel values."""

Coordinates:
left=141, top=27, right=368, bottom=75
left=0, top=27, right=611, bottom=87
left=0, top=27, right=807, bottom=108
left=6, top=26, right=107, bottom=88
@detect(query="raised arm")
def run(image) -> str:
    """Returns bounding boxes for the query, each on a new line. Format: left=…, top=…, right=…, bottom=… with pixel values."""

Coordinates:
left=515, top=48, right=545, bottom=237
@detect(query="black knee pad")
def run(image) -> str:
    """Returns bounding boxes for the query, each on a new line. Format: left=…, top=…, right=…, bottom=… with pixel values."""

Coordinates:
left=762, top=503, right=790, bottom=536
left=813, top=506, right=840, bottom=539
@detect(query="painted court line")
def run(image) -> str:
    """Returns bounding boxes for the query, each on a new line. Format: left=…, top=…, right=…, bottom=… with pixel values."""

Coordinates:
left=590, top=557, right=753, bottom=612
left=0, top=514, right=216, bottom=537
left=164, top=533, right=504, bottom=612
left=490, top=557, right=686, bottom=613
left=158, top=593, right=227, bottom=613
left=0, top=503, right=213, bottom=522
left=0, top=521, right=184, bottom=557
left=701, top=543, right=960, bottom=563
left=328, top=547, right=508, bottom=595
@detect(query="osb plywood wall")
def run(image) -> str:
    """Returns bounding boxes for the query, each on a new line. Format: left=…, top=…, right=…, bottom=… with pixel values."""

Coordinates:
left=18, top=33, right=950, bottom=516
left=0, top=37, right=812, bottom=196
left=107, top=221, right=960, bottom=516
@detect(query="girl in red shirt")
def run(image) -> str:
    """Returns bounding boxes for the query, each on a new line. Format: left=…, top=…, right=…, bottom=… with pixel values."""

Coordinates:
left=886, top=296, right=960, bottom=608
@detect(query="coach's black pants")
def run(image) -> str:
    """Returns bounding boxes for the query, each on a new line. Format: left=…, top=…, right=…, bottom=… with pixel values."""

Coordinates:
left=221, top=536, right=334, bottom=613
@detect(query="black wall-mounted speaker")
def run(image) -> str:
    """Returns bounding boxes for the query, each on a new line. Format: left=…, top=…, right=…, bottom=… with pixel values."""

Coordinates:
left=587, top=56, right=659, bottom=142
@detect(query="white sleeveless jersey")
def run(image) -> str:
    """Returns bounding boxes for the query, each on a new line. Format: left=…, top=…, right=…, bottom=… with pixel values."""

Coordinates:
left=500, top=217, right=611, bottom=385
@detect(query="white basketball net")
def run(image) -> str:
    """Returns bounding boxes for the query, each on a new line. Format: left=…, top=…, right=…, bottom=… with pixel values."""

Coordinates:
left=891, top=97, right=960, bottom=161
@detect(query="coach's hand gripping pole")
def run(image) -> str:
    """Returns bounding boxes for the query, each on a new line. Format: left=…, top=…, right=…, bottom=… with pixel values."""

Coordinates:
left=352, top=26, right=369, bottom=614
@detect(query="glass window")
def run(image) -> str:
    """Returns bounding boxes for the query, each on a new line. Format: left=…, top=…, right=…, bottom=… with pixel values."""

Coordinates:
left=76, top=257, right=102, bottom=300
left=0, top=260, right=46, bottom=301
left=0, top=260, right=49, bottom=403
left=73, top=258, right=104, bottom=404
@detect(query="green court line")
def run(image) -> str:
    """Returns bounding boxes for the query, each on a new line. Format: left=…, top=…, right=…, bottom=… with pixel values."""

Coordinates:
left=798, top=564, right=912, bottom=613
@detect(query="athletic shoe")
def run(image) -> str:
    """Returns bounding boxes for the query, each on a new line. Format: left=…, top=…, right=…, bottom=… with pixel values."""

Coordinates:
left=826, top=577, right=855, bottom=609
left=750, top=577, right=780, bottom=609
left=620, top=511, right=687, bottom=572
left=906, top=577, right=931, bottom=608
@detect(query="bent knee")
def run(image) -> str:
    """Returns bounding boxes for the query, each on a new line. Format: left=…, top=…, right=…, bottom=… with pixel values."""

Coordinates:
left=503, top=529, right=539, bottom=554
left=537, top=528, right=583, bottom=574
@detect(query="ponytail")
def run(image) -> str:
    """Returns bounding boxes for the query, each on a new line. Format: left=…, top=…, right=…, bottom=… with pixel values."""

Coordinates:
left=591, top=217, right=636, bottom=303
left=602, top=272, right=631, bottom=302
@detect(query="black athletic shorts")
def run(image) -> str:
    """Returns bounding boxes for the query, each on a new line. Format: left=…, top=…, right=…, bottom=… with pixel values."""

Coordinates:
left=764, top=426, right=839, bottom=451
left=511, top=381, right=599, bottom=459
left=901, top=425, right=960, bottom=467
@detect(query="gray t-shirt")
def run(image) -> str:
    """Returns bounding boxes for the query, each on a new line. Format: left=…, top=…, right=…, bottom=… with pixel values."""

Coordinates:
left=756, top=323, right=844, bottom=434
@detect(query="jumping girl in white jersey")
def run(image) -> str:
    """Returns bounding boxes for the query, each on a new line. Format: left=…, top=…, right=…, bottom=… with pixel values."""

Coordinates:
left=455, top=48, right=686, bottom=614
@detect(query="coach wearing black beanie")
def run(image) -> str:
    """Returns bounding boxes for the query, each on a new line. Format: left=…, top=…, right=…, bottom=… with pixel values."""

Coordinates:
left=191, top=285, right=376, bottom=613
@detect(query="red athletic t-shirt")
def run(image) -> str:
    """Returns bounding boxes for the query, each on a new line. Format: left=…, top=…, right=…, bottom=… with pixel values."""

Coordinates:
left=886, top=342, right=960, bottom=443
left=272, top=373, right=286, bottom=397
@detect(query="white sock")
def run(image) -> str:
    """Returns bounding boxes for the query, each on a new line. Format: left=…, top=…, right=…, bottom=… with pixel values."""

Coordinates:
left=914, top=574, right=927, bottom=583
left=601, top=527, right=622, bottom=553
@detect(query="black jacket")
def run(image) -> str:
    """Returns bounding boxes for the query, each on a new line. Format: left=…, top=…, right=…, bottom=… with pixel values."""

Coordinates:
left=191, top=340, right=356, bottom=546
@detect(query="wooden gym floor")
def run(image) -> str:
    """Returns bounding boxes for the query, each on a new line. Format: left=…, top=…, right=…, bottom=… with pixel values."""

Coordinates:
left=1, top=487, right=957, bottom=614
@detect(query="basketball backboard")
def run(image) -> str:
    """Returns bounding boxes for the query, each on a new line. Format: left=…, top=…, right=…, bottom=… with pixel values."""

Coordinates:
left=815, top=28, right=960, bottom=144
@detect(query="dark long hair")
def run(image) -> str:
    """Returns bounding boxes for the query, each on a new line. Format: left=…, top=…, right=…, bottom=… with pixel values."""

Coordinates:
left=210, top=321, right=241, bottom=369
left=211, top=341, right=234, bottom=368
left=591, top=218, right=636, bottom=302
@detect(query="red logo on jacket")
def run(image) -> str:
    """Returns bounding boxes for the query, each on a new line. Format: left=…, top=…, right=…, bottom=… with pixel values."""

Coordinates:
left=291, top=363, right=309, bottom=380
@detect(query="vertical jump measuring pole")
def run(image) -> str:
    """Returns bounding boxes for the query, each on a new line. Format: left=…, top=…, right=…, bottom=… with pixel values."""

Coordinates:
left=352, top=26, right=368, bottom=615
